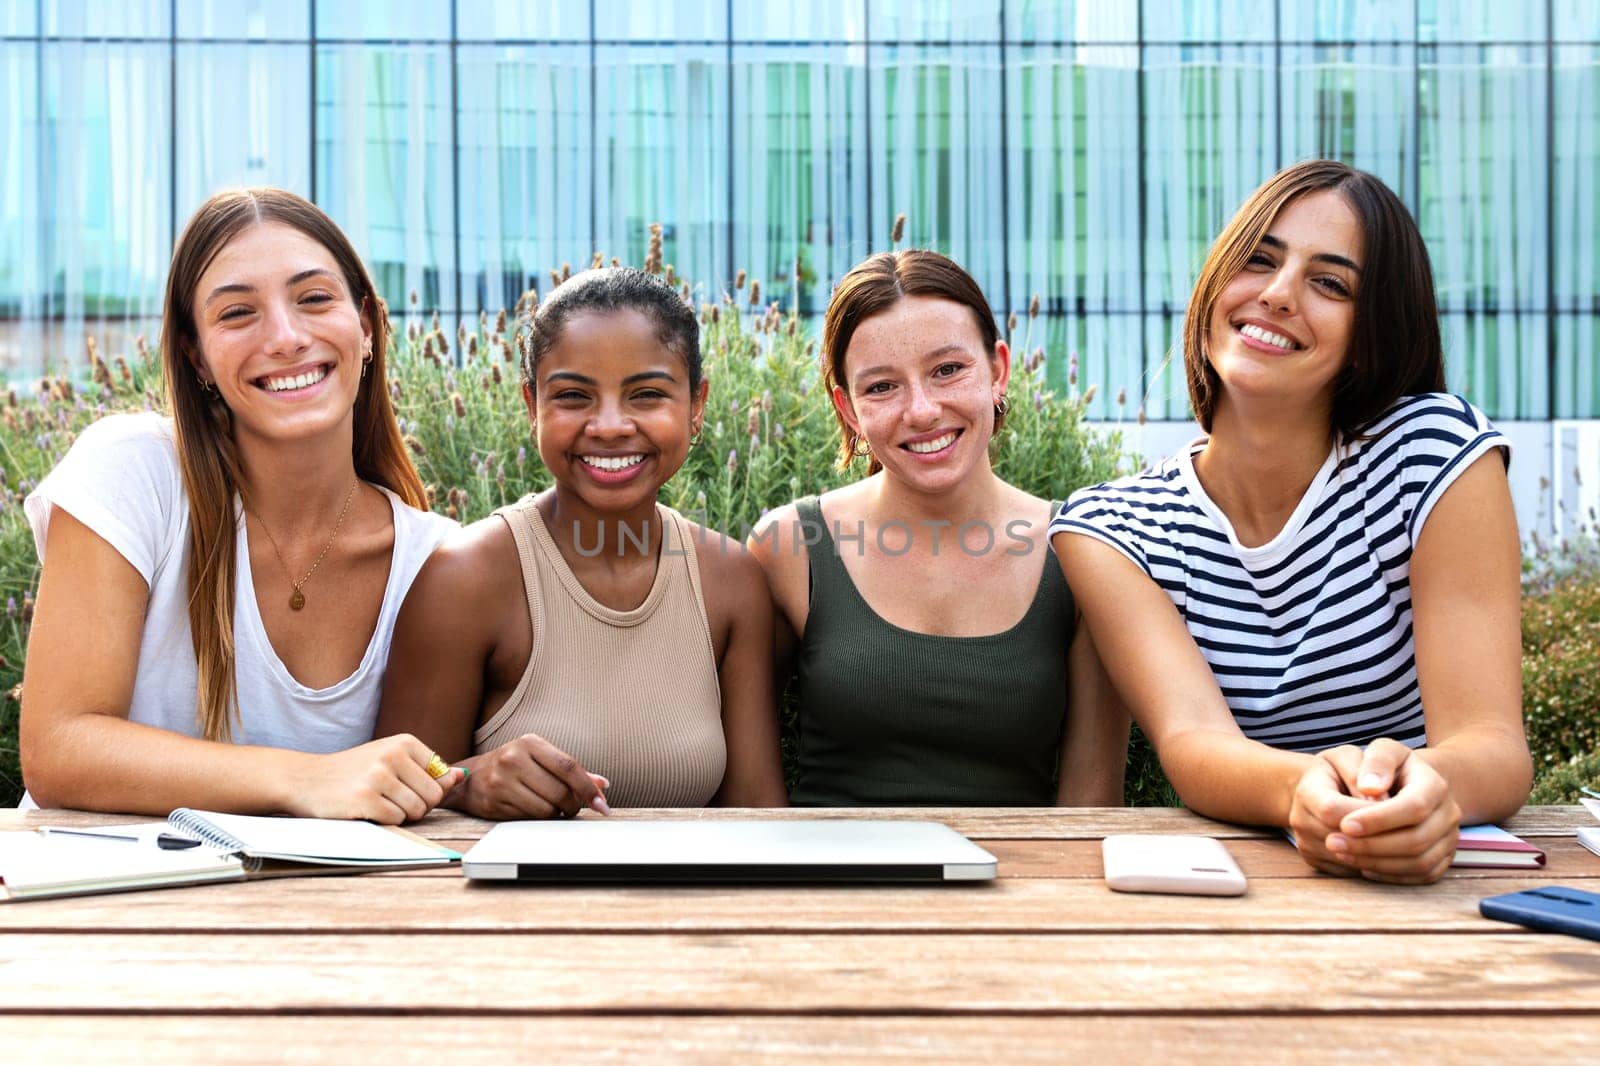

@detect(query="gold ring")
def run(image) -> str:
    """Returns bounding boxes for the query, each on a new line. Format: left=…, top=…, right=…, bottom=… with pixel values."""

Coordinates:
left=424, top=753, right=451, bottom=780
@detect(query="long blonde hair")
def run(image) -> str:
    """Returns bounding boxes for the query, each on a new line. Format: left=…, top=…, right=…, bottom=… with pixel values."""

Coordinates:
left=159, top=188, right=425, bottom=741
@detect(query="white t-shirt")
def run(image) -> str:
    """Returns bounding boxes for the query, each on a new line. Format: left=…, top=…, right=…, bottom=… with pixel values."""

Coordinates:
left=20, top=412, right=456, bottom=807
left=1050, top=393, right=1509, bottom=754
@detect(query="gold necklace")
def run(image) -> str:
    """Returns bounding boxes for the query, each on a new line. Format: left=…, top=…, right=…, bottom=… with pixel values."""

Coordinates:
left=249, top=478, right=359, bottom=611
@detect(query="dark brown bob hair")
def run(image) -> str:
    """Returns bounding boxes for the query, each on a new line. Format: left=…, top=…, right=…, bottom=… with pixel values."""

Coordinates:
left=1183, top=159, right=1445, bottom=439
left=822, top=250, right=1003, bottom=474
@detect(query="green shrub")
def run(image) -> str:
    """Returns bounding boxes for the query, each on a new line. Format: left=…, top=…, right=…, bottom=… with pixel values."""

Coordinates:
left=1521, top=563, right=1600, bottom=774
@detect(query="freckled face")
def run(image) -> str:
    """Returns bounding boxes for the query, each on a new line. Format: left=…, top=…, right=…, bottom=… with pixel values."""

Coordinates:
left=531, top=308, right=706, bottom=516
left=833, top=295, right=1010, bottom=494
left=190, top=222, right=369, bottom=446
left=1206, top=189, right=1363, bottom=414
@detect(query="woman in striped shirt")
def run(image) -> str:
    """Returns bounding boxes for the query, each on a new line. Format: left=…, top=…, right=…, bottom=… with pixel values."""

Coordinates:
left=1051, top=160, right=1530, bottom=884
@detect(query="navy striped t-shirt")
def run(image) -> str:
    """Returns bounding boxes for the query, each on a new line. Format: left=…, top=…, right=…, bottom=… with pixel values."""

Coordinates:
left=1050, top=393, right=1509, bottom=754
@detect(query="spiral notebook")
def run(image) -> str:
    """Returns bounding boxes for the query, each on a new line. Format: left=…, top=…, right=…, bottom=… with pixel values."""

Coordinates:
left=2, top=813, right=458, bottom=902
left=164, top=809, right=461, bottom=868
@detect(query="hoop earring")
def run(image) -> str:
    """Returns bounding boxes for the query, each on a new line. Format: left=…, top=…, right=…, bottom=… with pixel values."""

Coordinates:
left=849, top=434, right=871, bottom=458
left=994, top=394, right=1010, bottom=418
left=197, top=375, right=216, bottom=395
left=689, top=429, right=703, bottom=447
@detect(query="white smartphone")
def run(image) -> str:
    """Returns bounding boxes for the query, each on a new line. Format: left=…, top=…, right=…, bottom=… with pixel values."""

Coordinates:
left=1101, top=834, right=1248, bottom=896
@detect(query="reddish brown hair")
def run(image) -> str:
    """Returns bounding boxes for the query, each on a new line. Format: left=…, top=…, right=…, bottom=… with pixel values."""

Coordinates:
left=822, top=250, right=1002, bottom=474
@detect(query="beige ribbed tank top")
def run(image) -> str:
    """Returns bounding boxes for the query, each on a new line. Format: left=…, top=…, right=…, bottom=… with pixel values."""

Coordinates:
left=473, top=498, right=726, bottom=807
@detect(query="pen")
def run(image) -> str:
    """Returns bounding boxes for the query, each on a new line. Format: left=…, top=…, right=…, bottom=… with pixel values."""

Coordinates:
left=39, top=827, right=203, bottom=850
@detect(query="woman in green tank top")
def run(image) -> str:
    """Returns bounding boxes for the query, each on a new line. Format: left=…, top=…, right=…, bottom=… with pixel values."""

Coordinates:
left=748, top=251, right=1129, bottom=806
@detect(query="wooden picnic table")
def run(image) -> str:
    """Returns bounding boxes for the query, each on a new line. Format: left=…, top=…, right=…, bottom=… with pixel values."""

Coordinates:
left=2, top=805, right=1597, bottom=1062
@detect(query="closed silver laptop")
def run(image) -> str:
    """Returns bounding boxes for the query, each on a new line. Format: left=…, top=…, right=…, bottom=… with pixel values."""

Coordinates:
left=462, top=819, right=997, bottom=883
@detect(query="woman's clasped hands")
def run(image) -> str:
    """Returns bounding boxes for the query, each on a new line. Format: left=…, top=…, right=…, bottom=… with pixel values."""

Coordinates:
left=1289, top=738, right=1462, bottom=884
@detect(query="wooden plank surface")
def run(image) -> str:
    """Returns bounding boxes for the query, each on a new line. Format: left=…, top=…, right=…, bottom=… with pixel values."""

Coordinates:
left=7, top=805, right=1592, bottom=840
left=4, top=931, right=1599, bottom=1013
left=0, top=872, right=1595, bottom=934
left=2, top=1014, right=1596, bottom=1065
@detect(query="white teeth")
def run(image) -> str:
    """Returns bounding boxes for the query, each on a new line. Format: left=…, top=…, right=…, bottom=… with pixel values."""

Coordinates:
left=906, top=431, right=958, bottom=454
left=263, top=366, right=329, bottom=392
left=1239, top=323, right=1298, bottom=350
left=580, top=454, right=645, bottom=472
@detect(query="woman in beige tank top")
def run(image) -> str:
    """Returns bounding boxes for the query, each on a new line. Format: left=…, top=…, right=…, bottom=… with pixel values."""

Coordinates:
left=376, top=269, right=787, bottom=816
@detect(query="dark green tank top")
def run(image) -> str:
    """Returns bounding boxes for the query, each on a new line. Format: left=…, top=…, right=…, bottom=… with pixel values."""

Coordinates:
left=789, top=495, right=1076, bottom=806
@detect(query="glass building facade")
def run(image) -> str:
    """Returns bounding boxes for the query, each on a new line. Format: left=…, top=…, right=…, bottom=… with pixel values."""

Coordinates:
left=1, top=0, right=1597, bottom=422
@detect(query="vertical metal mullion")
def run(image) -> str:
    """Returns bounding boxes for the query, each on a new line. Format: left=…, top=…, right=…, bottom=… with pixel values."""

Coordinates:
left=168, top=0, right=177, bottom=255
left=309, top=0, right=318, bottom=202
left=1272, top=0, right=1281, bottom=170
left=449, top=0, right=462, bottom=324
left=1136, top=2, right=1148, bottom=407
left=864, top=0, right=873, bottom=249
left=998, top=0, right=1010, bottom=320
left=35, top=0, right=48, bottom=331
left=1545, top=0, right=1557, bottom=420
left=725, top=0, right=734, bottom=291
left=588, top=0, right=597, bottom=263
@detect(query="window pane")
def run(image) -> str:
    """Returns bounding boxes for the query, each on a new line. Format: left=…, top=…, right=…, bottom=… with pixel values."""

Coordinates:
left=1142, top=45, right=1276, bottom=313
left=456, top=44, right=592, bottom=315
left=594, top=1, right=725, bottom=41
left=45, top=0, right=169, bottom=37
left=1006, top=1, right=1139, bottom=42
left=1279, top=0, right=1414, bottom=42
left=1555, top=314, right=1598, bottom=418
left=730, top=44, right=866, bottom=316
left=733, top=3, right=866, bottom=42
left=316, top=45, right=456, bottom=316
left=457, top=2, right=590, bottom=42
left=593, top=45, right=730, bottom=287
left=870, top=1, right=1002, bottom=42
left=1419, top=1, right=1545, bottom=42
left=1, top=1, right=36, bottom=35
left=1280, top=43, right=1416, bottom=203
left=315, top=1, right=449, bottom=41
left=37, top=41, right=172, bottom=371
left=176, top=0, right=310, bottom=40
left=871, top=45, right=1006, bottom=303
left=1006, top=45, right=1140, bottom=317
left=1554, top=45, right=1598, bottom=312
left=0, top=42, right=37, bottom=374
left=1554, top=1, right=1600, bottom=40
left=1142, top=0, right=1276, bottom=43
left=1420, top=45, right=1549, bottom=417
left=175, top=44, right=311, bottom=216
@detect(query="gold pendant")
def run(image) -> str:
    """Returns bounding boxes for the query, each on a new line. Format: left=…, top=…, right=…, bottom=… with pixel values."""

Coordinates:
left=289, top=589, right=306, bottom=611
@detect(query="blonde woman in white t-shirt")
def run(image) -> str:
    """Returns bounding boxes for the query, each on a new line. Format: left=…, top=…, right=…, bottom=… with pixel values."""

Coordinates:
left=19, top=188, right=461, bottom=821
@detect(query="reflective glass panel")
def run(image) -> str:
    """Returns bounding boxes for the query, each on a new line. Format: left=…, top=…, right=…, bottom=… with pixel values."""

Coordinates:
left=44, top=0, right=169, bottom=37
left=316, top=45, right=456, bottom=315
left=456, top=44, right=592, bottom=314
left=593, top=0, right=726, bottom=41
left=730, top=44, right=866, bottom=316
left=1420, top=44, right=1548, bottom=416
left=175, top=0, right=311, bottom=40
left=175, top=44, right=311, bottom=217
left=315, top=1, right=449, bottom=41
left=1006, top=1, right=1139, bottom=42
left=593, top=45, right=730, bottom=287
left=870, top=44, right=1006, bottom=302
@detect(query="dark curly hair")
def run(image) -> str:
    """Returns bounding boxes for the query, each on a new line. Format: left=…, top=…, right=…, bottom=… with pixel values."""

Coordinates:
left=520, top=267, right=700, bottom=393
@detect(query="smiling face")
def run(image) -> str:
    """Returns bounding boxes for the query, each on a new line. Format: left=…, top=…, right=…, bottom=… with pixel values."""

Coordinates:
left=189, top=222, right=370, bottom=448
left=833, top=295, right=1010, bottom=495
left=1205, top=189, right=1363, bottom=420
left=531, top=308, right=706, bottom=518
